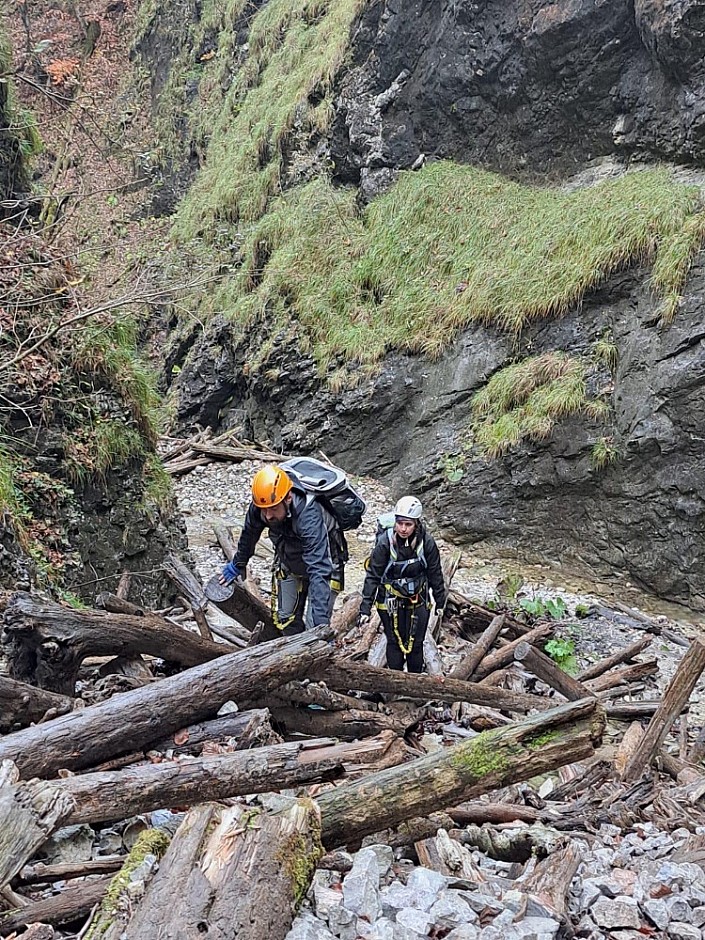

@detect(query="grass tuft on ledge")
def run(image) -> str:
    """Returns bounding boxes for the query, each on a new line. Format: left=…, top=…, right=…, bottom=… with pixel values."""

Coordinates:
left=215, top=164, right=705, bottom=373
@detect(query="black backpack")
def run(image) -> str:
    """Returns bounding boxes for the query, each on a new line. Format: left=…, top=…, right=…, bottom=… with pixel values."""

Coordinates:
left=281, top=457, right=366, bottom=531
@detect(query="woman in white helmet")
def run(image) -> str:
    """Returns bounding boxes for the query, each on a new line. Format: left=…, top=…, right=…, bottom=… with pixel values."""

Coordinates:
left=358, top=496, right=446, bottom=672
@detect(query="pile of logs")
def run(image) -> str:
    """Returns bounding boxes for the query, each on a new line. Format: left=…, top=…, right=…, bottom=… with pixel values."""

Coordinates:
left=160, top=428, right=294, bottom=477
left=1, top=551, right=704, bottom=939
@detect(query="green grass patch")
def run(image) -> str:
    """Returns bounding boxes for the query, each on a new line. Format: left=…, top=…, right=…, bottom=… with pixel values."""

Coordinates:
left=174, top=0, right=366, bottom=236
left=62, top=419, right=146, bottom=486
left=470, top=352, right=593, bottom=458
left=591, top=435, right=619, bottom=470
left=205, top=164, right=705, bottom=374
left=0, top=446, right=29, bottom=540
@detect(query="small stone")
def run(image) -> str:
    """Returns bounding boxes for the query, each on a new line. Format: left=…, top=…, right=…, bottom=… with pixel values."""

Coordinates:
left=343, top=849, right=381, bottom=921
left=502, top=889, right=557, bottom=920
left=357, top=917, right=395, bottom=940
left=667, top=923, right=702, bottom=940
left=380, top=881, right=418, bottom=916
left=43, top=825, right=94, bottom=864
left=429, top=890, right=477, bottom=927
left=456, top=891, right=503, bottom=916
left=445, top=926, right=480, bottom=940
left=285, top=911, right=336, bottom=940
left=642, top=898, right=670, bottom=930
left=360, top=844, right=394, bottom=878
left=394, top=907, right=433, bottom=939
left=406, top=866, right=448, bottom=896
left=592, top=896, right=640, bottom=929
left=666, top=896, right=694, bottom=924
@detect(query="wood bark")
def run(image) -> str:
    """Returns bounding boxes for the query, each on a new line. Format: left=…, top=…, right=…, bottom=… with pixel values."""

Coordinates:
left=0, top=762, right=75, bottom=890
left=268, top=705, right=418, bottom=740
left=448, top=803, right=544, bottom=827
left=317, top=697, right=604, bottom=848
left=615, top=722, right=645, bottom=777
left=473, top=622, right=552, bottom=681
left=0, top=628, right=334, bottom=778
left=267, top=680, right=378, bottom=712
left=604, top=701, right=660, bottom=720
left=430, top=551, right=461, bottom=641
left=3, top=591, right=224, bottom=694
left=516, top=841, right=581, bottom=919
left=577, top=635, right=654, bottom=682
left=415, top=829, right=486, bottom=880
left=449, top=823, right=564, bottom=863
left=0, top=875, right=111, bottom=935
left=205, top=573, right=275, bottom=636
left=450, top=614, right=506, bottom=681
left=315, top=659, right=547, bottom=713
left=123, top=800, right=321, bottom=940
left=622, top=639, right=705, bottom=782
left=0, top=676, right=75, bottom=732
left=423, top=631, right=444, bottom=676
left=147, top=708, right=279, bottom=756
left=17, top=856, right=124, bottom=885
left=586, top=659, right=658, bottom=693
left=514, top=641, right=595, bottom=701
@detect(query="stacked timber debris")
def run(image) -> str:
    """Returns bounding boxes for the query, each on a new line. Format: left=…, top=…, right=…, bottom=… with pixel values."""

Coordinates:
left=160, top=428, right=294, bottom=477
left=1, top=552, right=704, bottom=939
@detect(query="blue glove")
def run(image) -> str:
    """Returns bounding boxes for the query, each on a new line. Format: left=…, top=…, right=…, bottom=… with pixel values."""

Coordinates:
left=221, top=561, right=240, bottom=583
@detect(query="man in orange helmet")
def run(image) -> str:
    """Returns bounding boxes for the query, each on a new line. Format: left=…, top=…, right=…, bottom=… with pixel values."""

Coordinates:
left=219, top=464, right=344, bottom=635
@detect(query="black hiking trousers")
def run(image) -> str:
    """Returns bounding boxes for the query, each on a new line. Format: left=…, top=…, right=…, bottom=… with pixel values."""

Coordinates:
left=380, top=604, right=429, bottom=672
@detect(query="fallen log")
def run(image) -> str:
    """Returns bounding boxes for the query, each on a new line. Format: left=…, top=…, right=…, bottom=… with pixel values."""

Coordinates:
left=266, top=680, right=378, bottom=712
left=515, top=841, right=582, bottom=920
left=0, top=677, right=76, bottom=732
left=0, top=876, right=112, bottom=936
left=585, top=659, right=658, bottom=693
left=3, top=591, right=224, bottom=694
left=450, top=614, right=506, bottom=682
left=415, top=829, right=486, bottom=880
left=447, top=803, right=544, bottom=827
left=622, top=639, right=705, bottom=782
left=268, top=705, right=418, bottom=741
left=17, top=856, right=124, bottom=886
left=147, top=708, right=279, bottom=756
left=205, top=574, right=275, bottom=636
left=577, top=635, right=654, bottom=682
left=122, top=799, right=319, bottom=940
left=315, top=659, right=547, bottom=713
left=0, top=762, right=75, bottom=890
left=473, top=622, right=553, bottom=681
left=513, top=641, right=595, bottom=701
left=0, top=628, right=334, bottom=778
left=316, top=697, right=604, bottom=847
left=449, top=822, right=565, bottom=863
left=58, top=738, right=385, bottom=826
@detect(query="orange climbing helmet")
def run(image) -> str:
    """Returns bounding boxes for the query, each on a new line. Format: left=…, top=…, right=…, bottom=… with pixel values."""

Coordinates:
left=252, top=464, right=293, bottom=508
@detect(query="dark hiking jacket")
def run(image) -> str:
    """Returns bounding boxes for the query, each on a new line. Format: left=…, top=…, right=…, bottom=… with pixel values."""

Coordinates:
left=359, top=522, right=447, bottom=617
left=234, top=489, right=341, bottom=626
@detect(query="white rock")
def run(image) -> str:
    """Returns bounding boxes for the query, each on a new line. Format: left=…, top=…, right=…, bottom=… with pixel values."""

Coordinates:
left=285, top=911, right=336, bottom=940
left=667, top=923, right=702, bottom=940
left=406, top=866, right=448, bottom=897
left=360, top=844, right=394, bottom=878
left=445, top=925, right=480, bottom=940
left=642, top=898, right=670, bottom=930
left=357, top=917, right=395, bottom=940
left=394, top=908, right=433, bottom=939
left=380, top=882, right=418, bottom=916
left=343, top=848, right=381, bottom=921
left=429, top=890, right=477, bottom=928
left=592, top=896, right=641, bottom=930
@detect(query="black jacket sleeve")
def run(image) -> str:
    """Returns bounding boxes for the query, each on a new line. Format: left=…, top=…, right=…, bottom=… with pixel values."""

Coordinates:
left=424, top=533, right=447, bottom=609
left=233, top=502, right=266, bottom=571
left=360, top=534, right=390, bottom=616
left=295, top=500, right=334, bottom=626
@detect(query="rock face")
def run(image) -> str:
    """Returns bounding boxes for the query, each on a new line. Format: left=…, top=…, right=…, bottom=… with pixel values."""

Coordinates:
left=162, top=0, right=705, bottom=609
left=332, top=0, right=705, bottom=185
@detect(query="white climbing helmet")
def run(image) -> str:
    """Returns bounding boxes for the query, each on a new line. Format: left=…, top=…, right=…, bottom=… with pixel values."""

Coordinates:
left=394, top=495, right=423, bottom=520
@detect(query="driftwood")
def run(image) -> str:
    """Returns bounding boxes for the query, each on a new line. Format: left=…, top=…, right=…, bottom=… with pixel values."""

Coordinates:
left=577, top=635, right=654, bottom=682
left=622, top=639, right=705, bottom=782
left=316, top=659, right=548, bottom=713
left=449, top=822, right=565, bottom=862
left=205, top=574, right=275, bottom=636
left=0, top=677, right=76, bottom=732
left=448, top=803, right=544, bottom=826
left=148, top=709, right=279, bottom=756
left=450, top=614, right=506, bottom=681
left=0, top=628, right=334, bottom=778
left=514, top=641, right=594, bottom=701
left=3, top=591, right=224, bottom=694
left=122, top=800, right=319, bottom=940
left=61, top=738, right=343, bottom=826
left=268, top=705, right=417, bottom=740
left=0, top=762, right=75, bottom=890
left=17, top=855, right=124, bottom=885
left=415, top=829, right=486, bottom=881
left=317, top=697, right=604, bottom=847
left=473, top=622, right=553, bottom=682
left=0, top=875, right=112, bottom=935
left=516, top=841, right=582, bottom=920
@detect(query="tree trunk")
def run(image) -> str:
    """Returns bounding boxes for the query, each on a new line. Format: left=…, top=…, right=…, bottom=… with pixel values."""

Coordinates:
left=449, top=823, right=564, bottom=863
left=59, top=737, right=387, bottom=826
left=516, top=841, right=581, bottom=920
left=205, top=574, right=274, bottom=635
left=622, top=640, right=705, bottom=782
left=124, top=800, right=321, bottom=940
left=0, top=762, right=75, bottom=891
left=473, top=622, right=552, bottom=682
left=0, top=676, right=75, bottom=732
left=317, top=698, right=604, bottom=848
left=450, top=614, right=506, bottom=681
left=513, top=641, right=594, bottom=701
left=0, top=629, right=334, bottom=779
left=268, top=705, right=418, bottom=741
left=578, top=635, right=654, bottom=682
left=586, top=659, right=658, bottom=693
left=3, top=591, right=224, bottom=694
left=0, top=876, right=112, bottom=936
left=147, top=708, right=279, bottom=756
left=315, top=659, right=547, bottom=713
